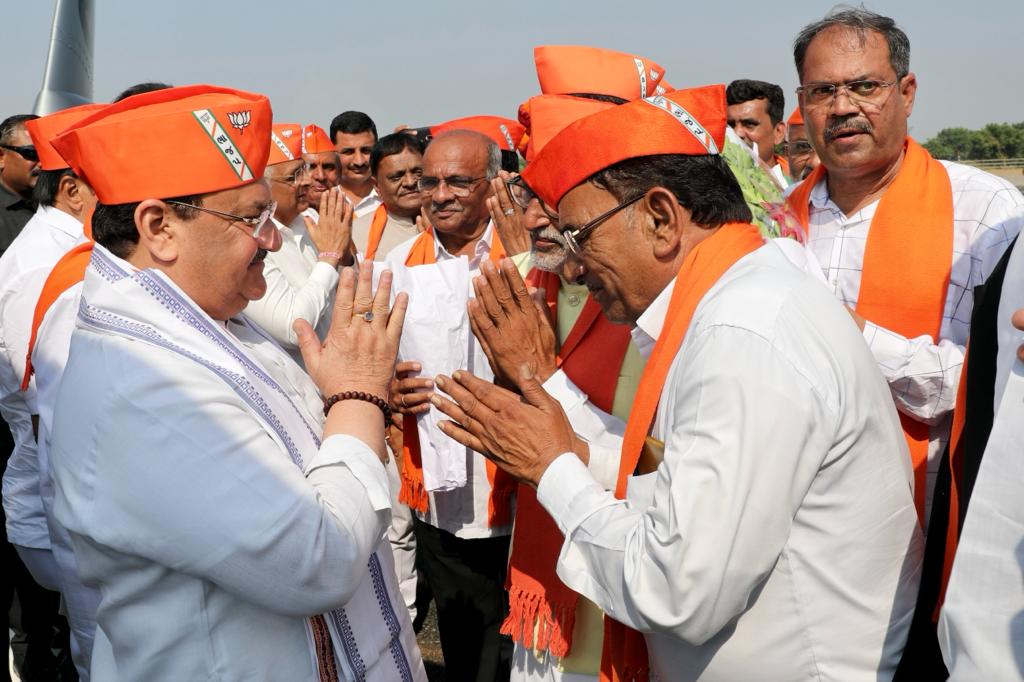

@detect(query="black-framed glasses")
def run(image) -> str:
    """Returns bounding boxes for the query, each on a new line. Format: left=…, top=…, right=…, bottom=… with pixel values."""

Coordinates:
left=165, top=200, right=278, bottom=247
left=786, top=140, right=816, bottom=158
left=561, top=194, right=644, bottom=255
left=417, top=175, right=486, bottom=197
left=795, top=79, right=899, bottom=111
left=269, top=166, right=310, bottom=186
left=0, top=144, right=38, bottom=163
left=504, top=176, right=558, bottom=222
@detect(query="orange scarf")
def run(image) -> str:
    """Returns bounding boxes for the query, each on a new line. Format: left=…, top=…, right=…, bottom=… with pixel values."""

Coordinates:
left=502, top=269, right=632, bottom=657
left=364, top=205, right=389, bottom=260
left=602, top=222, right=764, bottom=682
left=21, top=241, right=95, bottom=391
left=786, top=137, right=954, bottom=524
left=774, top=154, right=791, bottom=179
left=398, top=226, right=516, bottom=526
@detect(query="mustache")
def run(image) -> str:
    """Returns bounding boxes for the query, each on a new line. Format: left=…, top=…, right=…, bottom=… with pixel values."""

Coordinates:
left=532, top=225, right=566, bottom=246
left=824, top=117, right=873, bottom=142
left=431, top=201, right=462, bottom=213
left=251, top=249, right=268, bottom=265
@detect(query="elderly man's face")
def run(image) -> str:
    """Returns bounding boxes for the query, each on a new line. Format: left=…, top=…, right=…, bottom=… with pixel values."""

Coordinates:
left=304, top=152, right=341, bottom=205
left=557, top=182, right=651, bottom=325
left=800, top=26, right=916, bottom=178
left=174, top=180, right=278, bottom=321
left=785, top=123, right=821, bottom=180
left=0, top=125, right=40, bottom=197
left=374, top=149, right=423, bottom=218
left=727, top=98, right=783, bottom=165
left=266, top=159, right=311, bottom=220
left=335, top=131, right=375, bottom=187
left=421, top=135, right=493, bottom=236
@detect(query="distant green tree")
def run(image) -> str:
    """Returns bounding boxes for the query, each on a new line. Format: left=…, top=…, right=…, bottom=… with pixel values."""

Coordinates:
left=925, top=121, right=1024, bottom=160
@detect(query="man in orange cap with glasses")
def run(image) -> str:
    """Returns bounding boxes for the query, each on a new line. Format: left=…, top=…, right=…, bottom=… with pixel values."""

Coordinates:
left=430, top=84, right=922, bottom=680
left=45, top=85, right=424, bottom=681
left=783, top=106, right=819, bottom=181
left=245, top=123, right=354, bottom=366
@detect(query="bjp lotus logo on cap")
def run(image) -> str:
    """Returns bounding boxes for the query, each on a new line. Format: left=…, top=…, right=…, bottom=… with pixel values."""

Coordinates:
left=227, top=111, right=251, bottom=134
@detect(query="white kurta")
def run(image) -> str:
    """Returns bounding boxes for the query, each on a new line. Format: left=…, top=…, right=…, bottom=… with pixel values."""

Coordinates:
left=51, top=247, right=424, bottom=681
left=352, top=209, right=418, bottom=258
left=938, top=235, right=1024, bottom=680
left=792, top=164, right=1024, bottom=523
left=0, top=204, right=86, bottom=552
left=243, top=214, right=339, bottom=363
left=384, top=224, right=512, bottom=539
left=537, top=241, right=923, bottom=681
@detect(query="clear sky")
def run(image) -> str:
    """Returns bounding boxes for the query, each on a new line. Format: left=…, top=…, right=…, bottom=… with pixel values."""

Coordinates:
left=6, top=0, right=1022, bottom=141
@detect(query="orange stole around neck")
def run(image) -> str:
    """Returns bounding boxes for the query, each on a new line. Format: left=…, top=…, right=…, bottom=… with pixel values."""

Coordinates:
left=602, top=223, right=764, bottom=682
left=364, top=205, right=389, bottom=261
left=398, top=226, right=515, bottom=526
left=501, top=268, right=632, bottom=658
left=786, top=137, right=954, bottom=524
left=21, top=241, right=95, bottom=391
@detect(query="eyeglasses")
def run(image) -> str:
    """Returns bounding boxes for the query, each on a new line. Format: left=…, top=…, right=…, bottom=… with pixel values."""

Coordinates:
left=0, top=144, right=38, bottom=163
left=417, top=175, right=486, bottom=197
left=561, top=194, right=644, bottom=255
left=165, top=200, right=278, bottom=247
left=269, top=166, right=310, bottom=186
left=504, top=176, right=559, bottom=221
left=786, top=140, right=816, bottom=158
left=796, top=79, right=899, bottom=111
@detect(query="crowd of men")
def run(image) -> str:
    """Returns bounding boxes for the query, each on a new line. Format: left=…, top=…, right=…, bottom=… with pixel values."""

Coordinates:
left=1, top=6, right=1022, bottom=682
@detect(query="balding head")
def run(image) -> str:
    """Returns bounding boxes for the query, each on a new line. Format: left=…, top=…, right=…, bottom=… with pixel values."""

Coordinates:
left=420, top=130, right=499, bottom=238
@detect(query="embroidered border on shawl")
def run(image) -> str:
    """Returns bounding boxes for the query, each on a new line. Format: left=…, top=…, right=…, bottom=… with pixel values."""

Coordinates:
left=327, top=607, right=366, bottom=679
left=369, top=552, right=414, bottom=681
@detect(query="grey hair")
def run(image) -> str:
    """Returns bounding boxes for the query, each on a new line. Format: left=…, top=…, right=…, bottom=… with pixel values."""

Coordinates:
left=793, top=6, right=910, bottom=82
left=485, top=140, right=501, bottom=180
left=0, top=114, right=39, bottom=145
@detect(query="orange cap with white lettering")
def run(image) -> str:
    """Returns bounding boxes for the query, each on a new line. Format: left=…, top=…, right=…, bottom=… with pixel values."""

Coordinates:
left=517, top=95, right=616, bottom=160
left=522, top=85, right=727, bottom=208
left=268, top=123, right=303, bottom=165
left=51, top=84, right=272, bottom=204
left=534, top=45, right=666, bottom=101
left=430, top=116, right=526, bottom=152
left=302, top=124, right=334, bottom=154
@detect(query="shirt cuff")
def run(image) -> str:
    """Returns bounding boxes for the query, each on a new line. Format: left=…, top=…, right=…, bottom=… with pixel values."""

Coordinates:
left=543, top=369, right=588, bottom=413
left=537, top=452, right=603, bottom=535
left=863, top=320, right=912, bottom=380
left=305, top=434, right=391, bottom=512
left=308, top=260, right=341, bottom=293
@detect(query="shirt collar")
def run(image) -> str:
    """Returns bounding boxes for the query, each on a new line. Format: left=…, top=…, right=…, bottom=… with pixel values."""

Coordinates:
left=0, top=181, right=30, bottom=211
left=630, top=276, right=675, bottom=360
left=354, top=188, right=380, bottom=211
left=36, top=204, right=84, bottom=239
left=434, top=221, right=494, bottom=262
left=808, top=174, right=880, bottom=221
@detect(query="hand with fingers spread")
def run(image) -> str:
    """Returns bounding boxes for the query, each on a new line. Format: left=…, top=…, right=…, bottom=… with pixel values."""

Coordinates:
left=390, top=360, right=433, bottom=416
left=304, top=186, right=354, bottom=268
left=487, top=171, right=530, bottom=257
left=294, top=262, right=408, bottom=458
left=469, top=258, right=557, bottom=390
left=431, top=365, right=587, bottom=488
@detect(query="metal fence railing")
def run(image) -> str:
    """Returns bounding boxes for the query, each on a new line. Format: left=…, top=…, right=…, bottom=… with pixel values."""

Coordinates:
left=954, top=158, right=1024, bottom=170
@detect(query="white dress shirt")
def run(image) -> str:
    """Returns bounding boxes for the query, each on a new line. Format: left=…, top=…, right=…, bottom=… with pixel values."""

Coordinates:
left=537, top=241, right=923, bottom=681
left=353, top=188, right=382, bottom=218
left=244, top=214, right=339, bottom=364
left=938, top=234, right=1024, bottom=680
left=0, top=204, right=86, bottom=549
left=52, top=285, right=422, bottom=680
left=385, top=224, right=512, bottom=539
left=796, top=163, right=1024, bottom=522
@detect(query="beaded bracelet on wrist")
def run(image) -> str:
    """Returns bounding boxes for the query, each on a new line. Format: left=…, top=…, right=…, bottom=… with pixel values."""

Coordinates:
left=322, top=390, right=392, bottom=424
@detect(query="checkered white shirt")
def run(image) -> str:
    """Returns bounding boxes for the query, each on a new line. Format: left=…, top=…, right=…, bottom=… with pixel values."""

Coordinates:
left=795, top=161, right=1024, bottom=523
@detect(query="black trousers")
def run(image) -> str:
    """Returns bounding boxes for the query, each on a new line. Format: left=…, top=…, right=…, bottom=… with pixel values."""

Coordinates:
left=414, top=517, right=512, bottom=682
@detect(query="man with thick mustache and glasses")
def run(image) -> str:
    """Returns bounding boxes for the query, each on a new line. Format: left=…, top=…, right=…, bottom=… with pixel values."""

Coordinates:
left=45, top=85, right=425, bottom=681
left=352, top=133, right=425, bottom=260
left=245, top=123, right=355, bottom=366
left=785, top=12, right=1024, bottom=676
left=384, top=129, right=515, bottom=681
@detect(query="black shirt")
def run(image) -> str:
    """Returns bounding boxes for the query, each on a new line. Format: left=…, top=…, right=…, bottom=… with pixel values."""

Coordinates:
left=0, top=181, right=35, bottom=257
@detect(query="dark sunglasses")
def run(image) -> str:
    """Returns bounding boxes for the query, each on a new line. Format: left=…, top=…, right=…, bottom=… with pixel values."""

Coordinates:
left=0, top=144, right=38, bottom=163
